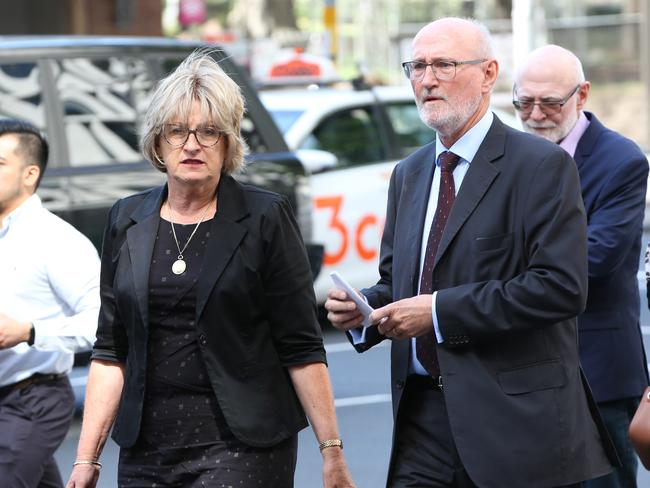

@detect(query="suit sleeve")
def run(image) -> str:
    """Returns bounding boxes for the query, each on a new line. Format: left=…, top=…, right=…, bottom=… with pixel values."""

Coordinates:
left=363, top=165, right=399, bottom=308
left=92, top=201, right=129, bottom=363
left=261, top=197, right=326, bottom=367
left=436, top=149, right=588, bottom=343
left=586, top=152, right=648, bottom=278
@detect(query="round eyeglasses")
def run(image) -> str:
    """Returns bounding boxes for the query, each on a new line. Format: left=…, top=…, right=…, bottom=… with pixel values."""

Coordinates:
left=163, top=124, right=222, bottom=147
left=512, top=84, right=581, bottom=115
left=401, top=59, right=487, bottom=82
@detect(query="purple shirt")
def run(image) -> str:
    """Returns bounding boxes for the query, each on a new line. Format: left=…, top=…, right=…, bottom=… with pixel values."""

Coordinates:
left=559, top=111, right=590, bottom=157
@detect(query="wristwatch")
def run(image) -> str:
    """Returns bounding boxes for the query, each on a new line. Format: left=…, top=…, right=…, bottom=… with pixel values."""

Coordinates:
left=27, top=323, right=35, bottom=346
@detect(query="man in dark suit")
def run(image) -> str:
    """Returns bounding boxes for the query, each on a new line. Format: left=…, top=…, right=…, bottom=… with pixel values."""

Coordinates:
left=325, top=18, right=617, bottom=488
left=515, top=44, right=649, bottom=488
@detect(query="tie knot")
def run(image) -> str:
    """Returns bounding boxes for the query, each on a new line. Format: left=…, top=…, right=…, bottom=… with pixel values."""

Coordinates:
left=438, top=151, right=460, bottom=173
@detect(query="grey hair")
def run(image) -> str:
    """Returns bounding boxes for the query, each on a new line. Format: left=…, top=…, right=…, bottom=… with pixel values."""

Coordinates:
left=467, top=18, right=495, bottom=60
left=140, top=50, right=248, bottom=174
left=568, top=50, right=586, bottom=83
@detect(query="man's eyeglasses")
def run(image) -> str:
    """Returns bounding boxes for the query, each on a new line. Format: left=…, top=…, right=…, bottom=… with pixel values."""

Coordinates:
left=512, top=84, right=581, bottom=115
left=401, top=59, right=487, bottom=82
left=163, top=124, right=222, bottom=147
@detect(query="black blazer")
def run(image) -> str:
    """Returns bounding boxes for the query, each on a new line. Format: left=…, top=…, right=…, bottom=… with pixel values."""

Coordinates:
left=574, top=112, right=649, bottom=403
left=352, top=116, right=617, bottom=487
left=92, top=175, right=326, bottom=448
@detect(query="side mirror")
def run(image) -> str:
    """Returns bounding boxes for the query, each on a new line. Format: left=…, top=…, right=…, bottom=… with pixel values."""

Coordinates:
left=295, top=149, right=338, bottom=174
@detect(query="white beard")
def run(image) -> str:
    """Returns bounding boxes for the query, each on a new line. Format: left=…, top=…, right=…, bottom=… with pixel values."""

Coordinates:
left=523, top=109, right=579, bottom=143
left=416, top=91, right=482, bottom=139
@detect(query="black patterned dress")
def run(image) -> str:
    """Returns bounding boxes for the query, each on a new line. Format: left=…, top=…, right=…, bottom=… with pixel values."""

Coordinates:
left=117, top=217, right=297, bottom=488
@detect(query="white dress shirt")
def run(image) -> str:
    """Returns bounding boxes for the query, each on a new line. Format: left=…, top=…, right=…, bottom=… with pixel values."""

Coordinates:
left=0, top=194, right=100, bottom=386
left=351, top=110, right=494, bottom=375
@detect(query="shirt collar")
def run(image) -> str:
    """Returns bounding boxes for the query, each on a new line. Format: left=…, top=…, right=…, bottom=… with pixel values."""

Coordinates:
left=435, top=110, right=494, bottom=165
left=559, top=111, right=590, bottom=157
left=0, top=194, right=42, bottom=236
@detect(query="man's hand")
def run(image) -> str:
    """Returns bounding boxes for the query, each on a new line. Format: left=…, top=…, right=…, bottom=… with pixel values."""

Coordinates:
left=324, top=288, right=364, bottom=331
left=0, top=313, right=31, bottom=349
left=371, top=295, right=433, bottom=339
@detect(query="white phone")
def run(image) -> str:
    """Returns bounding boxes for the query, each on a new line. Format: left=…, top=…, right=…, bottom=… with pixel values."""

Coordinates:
left=330, top=271, right=374, bottom=327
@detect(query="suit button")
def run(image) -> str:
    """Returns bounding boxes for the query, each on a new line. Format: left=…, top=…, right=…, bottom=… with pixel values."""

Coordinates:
left=396, top=380, right=405, bottom=389
left=199, top=334, right=207, bottom=346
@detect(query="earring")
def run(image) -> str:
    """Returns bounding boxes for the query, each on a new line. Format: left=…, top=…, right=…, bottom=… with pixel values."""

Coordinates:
left=154, top=153, right=165, bottom=166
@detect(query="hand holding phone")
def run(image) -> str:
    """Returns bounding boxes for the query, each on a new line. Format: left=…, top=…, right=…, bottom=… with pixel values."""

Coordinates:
left=330, top=271, right=374, bottom=328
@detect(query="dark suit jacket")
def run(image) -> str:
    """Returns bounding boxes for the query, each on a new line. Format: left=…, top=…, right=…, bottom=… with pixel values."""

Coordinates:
left=92, top=175, right=326, bottom=448
left=575, top=112, right=649, bottom=403
left=352, top=116, right=616, bottom=487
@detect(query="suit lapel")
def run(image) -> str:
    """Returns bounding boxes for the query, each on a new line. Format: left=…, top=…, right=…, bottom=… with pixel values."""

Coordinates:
left=195, top=175, right=249, bottom=320
left=126, top=186, right=166, bottom=330
left=433, top=119, right=504, bottom=269
left=405, top=143, right=437, bottom=295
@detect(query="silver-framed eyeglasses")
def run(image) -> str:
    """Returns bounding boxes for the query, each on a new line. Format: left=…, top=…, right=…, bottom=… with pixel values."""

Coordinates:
left=512, top=84, right=581, bottom=115
left=163, top=124, right=223, bottom=147
left=401, top=59, right=487, bottom=81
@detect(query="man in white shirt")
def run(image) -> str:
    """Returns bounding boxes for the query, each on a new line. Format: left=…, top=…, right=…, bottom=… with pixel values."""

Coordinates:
left=0, top=119, right=100, bottom=487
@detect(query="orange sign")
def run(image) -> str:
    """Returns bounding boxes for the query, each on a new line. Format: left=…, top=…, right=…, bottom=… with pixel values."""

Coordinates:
left=269, top=58, right=322, bottom=78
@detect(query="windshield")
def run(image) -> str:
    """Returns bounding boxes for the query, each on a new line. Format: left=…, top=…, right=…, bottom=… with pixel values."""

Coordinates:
left=267, top=109, right=304, bottom=134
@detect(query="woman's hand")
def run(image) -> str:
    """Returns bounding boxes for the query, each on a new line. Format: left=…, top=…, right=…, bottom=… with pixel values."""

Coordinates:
left=65, top=464, right=100, bottom=488
left=322, top=448, right=356, bottom=488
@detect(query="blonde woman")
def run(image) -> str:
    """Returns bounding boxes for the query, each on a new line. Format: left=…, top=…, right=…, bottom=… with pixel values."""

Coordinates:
left=66, top=52, right=354, bottom=488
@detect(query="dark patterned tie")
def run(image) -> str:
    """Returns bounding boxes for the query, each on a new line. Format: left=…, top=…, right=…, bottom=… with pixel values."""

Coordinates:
left=416, top=151, right=460, bottom=377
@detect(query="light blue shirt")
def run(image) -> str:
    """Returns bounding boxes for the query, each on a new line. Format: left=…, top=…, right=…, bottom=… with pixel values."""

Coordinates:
left=0, top=195, right=100, bottom=386
left=350, top=110, right=494, bottom=375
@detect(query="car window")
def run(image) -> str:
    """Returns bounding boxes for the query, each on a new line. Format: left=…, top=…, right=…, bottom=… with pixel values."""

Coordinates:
left=0, top=62, right=46, bottom=132
left=384, top=101, right=435, bottom=157
left=268, top=109, right=303, bottom=134
left=299, top=107, right=386, bottom=167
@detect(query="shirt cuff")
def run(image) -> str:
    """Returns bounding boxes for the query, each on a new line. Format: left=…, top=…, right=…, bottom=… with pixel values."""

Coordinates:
left=349, top=326, right=367, bottom=345
left=432, top=291, right=443, bottom=343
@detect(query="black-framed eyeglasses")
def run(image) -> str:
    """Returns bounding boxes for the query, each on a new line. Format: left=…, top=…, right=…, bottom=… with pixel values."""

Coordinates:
left=162, top=124, right=222, bottom=147
left=401, top=59, right=487, bottom=82
left=512, top=84, right=581, bottom=115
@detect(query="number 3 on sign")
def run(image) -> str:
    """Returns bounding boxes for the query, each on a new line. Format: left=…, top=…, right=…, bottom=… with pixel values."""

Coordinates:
left=314, top=195, right=381, bottom=266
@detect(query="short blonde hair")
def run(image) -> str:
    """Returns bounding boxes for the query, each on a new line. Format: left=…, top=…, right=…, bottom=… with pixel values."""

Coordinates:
left=140, top=50, right=248, bottom=174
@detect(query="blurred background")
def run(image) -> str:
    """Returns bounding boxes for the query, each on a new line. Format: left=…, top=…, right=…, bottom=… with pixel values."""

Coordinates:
left=1, top=0, right=649, bottom=150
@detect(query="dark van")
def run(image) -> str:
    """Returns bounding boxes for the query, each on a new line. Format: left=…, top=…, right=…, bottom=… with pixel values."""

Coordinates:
left=0, top=36, right=322, bottom=276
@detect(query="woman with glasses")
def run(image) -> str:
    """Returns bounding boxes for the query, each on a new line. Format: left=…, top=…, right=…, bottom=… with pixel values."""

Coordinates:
left=66, top=52, right=355, bottom=488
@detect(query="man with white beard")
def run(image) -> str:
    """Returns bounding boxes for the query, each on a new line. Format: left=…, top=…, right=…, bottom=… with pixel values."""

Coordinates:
left=327, top=20, right=617, bottom=488
left=515, top=45, right=649, bottom=488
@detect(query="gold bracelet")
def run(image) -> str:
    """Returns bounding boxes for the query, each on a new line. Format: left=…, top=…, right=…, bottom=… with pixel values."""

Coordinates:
left=73, top=460, right=102, bottom=469
left=318, top=439, right=343, bottom=452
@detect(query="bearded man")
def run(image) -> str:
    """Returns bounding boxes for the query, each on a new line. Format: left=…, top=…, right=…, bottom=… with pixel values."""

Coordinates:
left=515, top=44, right=649, bottom=488
left=326, top=19, right=617, bottom=488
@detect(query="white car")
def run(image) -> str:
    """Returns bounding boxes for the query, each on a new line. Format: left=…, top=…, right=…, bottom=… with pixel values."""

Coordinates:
left=260, top=85, right=521, bottom=304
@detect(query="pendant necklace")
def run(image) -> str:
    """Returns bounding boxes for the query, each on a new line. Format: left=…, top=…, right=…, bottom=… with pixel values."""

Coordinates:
left=168, top=200, right=212, bottom=275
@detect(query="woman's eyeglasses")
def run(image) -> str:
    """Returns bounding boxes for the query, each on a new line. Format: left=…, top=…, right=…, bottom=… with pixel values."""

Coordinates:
left=163, top=124, right=222, bottom=147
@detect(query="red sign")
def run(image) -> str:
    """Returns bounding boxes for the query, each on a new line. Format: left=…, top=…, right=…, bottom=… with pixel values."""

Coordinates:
left=269, top=58, right=322, bottom=78
left=179, top=0, right=207, bottom=27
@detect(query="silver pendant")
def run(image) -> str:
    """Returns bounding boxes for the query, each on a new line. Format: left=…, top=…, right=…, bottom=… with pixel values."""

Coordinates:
left=172, top=259, right=186, bottom=275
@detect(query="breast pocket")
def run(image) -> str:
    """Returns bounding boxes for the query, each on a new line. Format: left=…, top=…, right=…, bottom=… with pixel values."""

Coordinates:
left=474, top=232, right=514, bottom=253
left=471, top=232, right=515, bottom=281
